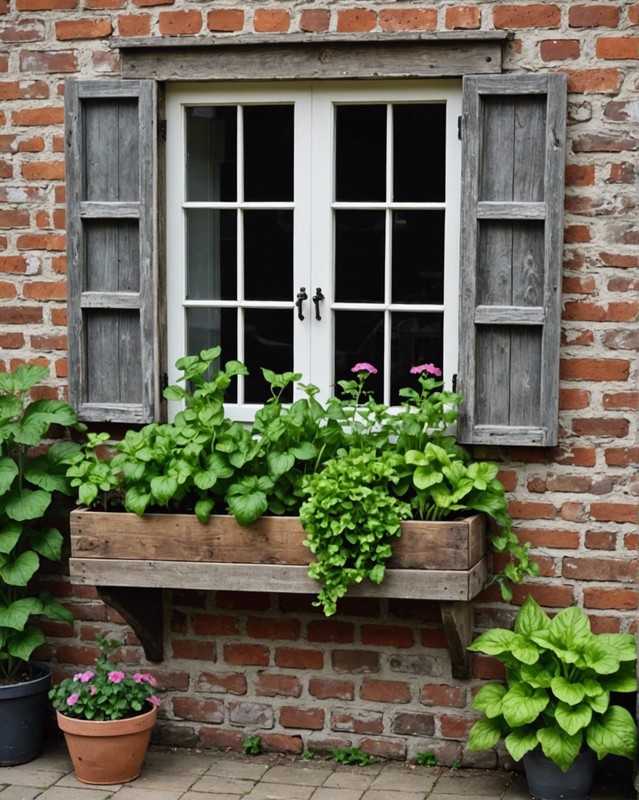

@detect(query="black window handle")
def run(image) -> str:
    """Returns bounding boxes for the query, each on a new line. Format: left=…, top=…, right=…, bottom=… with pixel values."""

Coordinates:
left=312, top=288, right=325, bottom=321
left=296, top=287, right=308, bottom=321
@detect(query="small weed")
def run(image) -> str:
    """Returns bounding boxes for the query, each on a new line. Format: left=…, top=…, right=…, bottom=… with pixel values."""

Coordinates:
left=450, top=761, right=462, bottom=771
left=243, top=735, right=262, bottom=756
left=331, top=746, right=376, bottom=766
left=301, top=750, right=315, bottom=761
left=416, top=752, right=438, bottom=766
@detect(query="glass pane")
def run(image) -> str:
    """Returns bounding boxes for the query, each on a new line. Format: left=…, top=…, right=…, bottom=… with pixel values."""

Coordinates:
left=244, top=210, right=293, bottom=301
left=334, top=211, right=385, bottom=303
left=391, top=311, right=443, bottom=403
left=393, top=104, right=446, bottom=202
left=186, top=307, right=238, bottom=402
left=186, top=107, right=237, bottom=202
left=334, top=311, right=384, bottom=402
left=244, top=105, right=294, bottom=202
left=335, top=105, right=386, bottom=202
left=244, top=309, right=294, bottom=403
left=186, top=209, right=237, bottom=301
left=392, top=211, right=445, bottom=305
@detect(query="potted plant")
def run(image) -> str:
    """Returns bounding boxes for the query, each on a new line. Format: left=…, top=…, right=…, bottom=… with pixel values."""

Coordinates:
left=49, top=635, right=160, bottom=784
left=467, top=595, right=637, bottom=800
left=0, top=364, right=82, bottom=765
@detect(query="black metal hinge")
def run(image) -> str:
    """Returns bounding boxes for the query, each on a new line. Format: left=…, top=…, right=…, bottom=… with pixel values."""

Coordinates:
left=452, top=373, right=458, bottom=393
left=158, top=119, right=167, bottom=142
left=161, top=372, right=169, bottom=391
left=457, top=116, right=462, bottom=141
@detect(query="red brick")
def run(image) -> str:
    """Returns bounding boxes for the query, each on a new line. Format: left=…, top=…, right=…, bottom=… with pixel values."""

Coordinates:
left=331, top=708, right=384, bottom=734
left=605, top=447, right=639, bottom=466
left=360, top=678, right=411, bottom=703
left=173, top=697, right=223, bottom=723
left=337, top=9, right=377, bottom=32
left=521, top=528, right=580, bottom=549
left=572, top=418, right=629, bottom=437
left=563, top=556, right=637, bottom=582
left=573, top=133, right=638, bottom=153
left=16, top=0, right=75, bottom=8
left=307, top=620, right=354, bottom=643
left=196, top=671, right=247, bottom=694
left=561, top=502, right=587, bottom=523
left=597, top=38, right=639, bottom=59
left=584, top=587, right=637, bottom=610
left=509, top=501, right=557, bottom=520
left=420, top=684, right=467, bottom=708
left=379, top=8, right=437, bottom=31
left=493, top=4, right=560, bottom=29
left=0, top=20, right=45, bottom=41
left=0, top=209, right=29, bottom=228
left=600, top=251, right=639, bottom=269
left=12, top=107, right=64, bottom=126
left=223, top=643, right=269, bottom=666
left=540, top=39, right=580, bottom=61
left=19, top=50, right=78, bottom=72
left=569, top=5, right=620, bottom=28
left=361, top=624, right=413, bottom=648
left=563, top=275, right=596, bottom=293
left=564, top=224, right=591, bottom=242
left=170, top=639, right=216, bottom=660
left=609, top=162, right=637, bottom=183
left=300, top=9, right=329, bottom=32
left=55, top=19, right=112, bottom=39
left=554, top=446, right=596, bottom=467
left=216, top=592, right=270, bottom=611
left=22, top=161, right=65, bottom=180
left=260, top=733, right=303, bottom=754
left=30, top=334, right=67, bottom=350
left=308, top=677, right=354, bottom=700
left=274, top=647, right=323, bottom=670
left=590, top=503, right=638, bottom=523
left=585, top=531, right=616, bottom=551
left=280, top=706, right=324, bottom=730
left=331, top=649, right=380, bottom=674
left=511, top=583, right=575, bottom=608
left=440, top=713, right=473, bottom=738
left=158, top=10, right=202, bottom=35
left=420, top=628, right=448, bottom=649
left=255, top=674, right=302, bottom=697
left=23, top=280, right=67, bottom=300
left=118, top=14, right=151, bottom=36
left=561, top=328, right=594, bottom=346
left=360, top=737, right=406, bottom=761
left=0, top=333, right=24, bottom=348
left=446, top=5, right=480, bottom=29
left=560, top=358, right=630, bottom=381
left=85, top=0, right=125, bottom=7
left=0, top=80, right=49, bottom=100
left=198, top=728, right=243, bottom=750
left=566, top=69, right=620, bottom=94
left=392, top=712, right=436, bottom=736
left=207, top=9, right=244, bottom=32
left=246, top=616, right=300, bottom=640
left=565, top=163, right=594, bottom=186
left=253, top=8, right=290, bottom=32
left=559, top=388, right=590, bottom=409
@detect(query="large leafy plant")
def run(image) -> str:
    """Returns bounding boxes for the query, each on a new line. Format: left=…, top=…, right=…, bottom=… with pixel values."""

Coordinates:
left=0, top=365, right=82, bottom=682
left=467, top=595, right=637, bottom=772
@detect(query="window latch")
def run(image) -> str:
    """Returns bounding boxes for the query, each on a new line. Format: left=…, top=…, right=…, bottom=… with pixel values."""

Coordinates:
left=296, top=287, right=308, bottom=321
left=312, top=287, right=325, bottom=321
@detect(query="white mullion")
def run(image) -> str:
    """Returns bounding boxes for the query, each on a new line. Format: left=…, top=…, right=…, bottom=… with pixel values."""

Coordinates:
left=443, top=90, right=462, bottom=390
left=237, top=104, right=245, bottom=404
left=384, top=103, right=393, bottom=404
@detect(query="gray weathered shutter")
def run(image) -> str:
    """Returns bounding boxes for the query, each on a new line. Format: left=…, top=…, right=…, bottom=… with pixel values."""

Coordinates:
left=65, top=80, right=159, bottom=423
left=457, top=73, right=567, bottom=447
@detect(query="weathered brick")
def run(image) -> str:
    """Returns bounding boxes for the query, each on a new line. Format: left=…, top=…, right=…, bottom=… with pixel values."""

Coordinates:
left=493, top=4, right=560, bottom=29
left=563, top=556, right=637, bottom=582
left=360, top=679, right=411, bottom=703
left=280, top=706, right=324, bottom=730
left=391, top=712, right=436, bottom=736
left=361, top=624, right=414, bottom=648
left=331, top=649, right=380, bottom=674
left=118, top=14, right=151, bottom=36
left=568, top=5, right=620, bottom=28
left=299, top=9, right=329, bottom=32
left=158, top=10, right=202, bottom=35
left=420, top=684, right=467, bottom=708
left=566, top=69, right=620, bottom=94
left=255, top=674, right=302, bottom=698
left=584, top=531, right=616, bottom=551
left=379, top=8, right=437, bottom=31
left=260, top=733, right=304, bottom=754
left=307, top=619, right=354, bottom=643
left=446, top=5, right=480, bottom=29
left=170, top=638, right=216, bottom=660
left=360, top=737, right=406, bottom=760
left=597, top=37, right=639, bottom=60
left=246, top=616, right=300, bottom=640
left=560, top=358, right=630, bottom=381
left=0, top=19, right=45, bottom=41
left=540, top=39, right=580, bottom=61
left=337, top=8, right=377, bottom=32
left=603, top=392, right=639, bottom=410
left=583, top=588, right=637, bottom=610
left=590, top=503, right=638, bottom=523
left=274, top=647, right=323, bottom=670
left=228, top=701, right=274, bottom=728
left=207, top=9, right=244, bottom=32
left=196, top=671, right=247, bottom=695
left=309, top=677, right=354, bottom=700
left=572, top=418, right=629, bottom=437
left=605, top=447, right=639, bottom=466
left=19, top=50, right=78, bottom=72
left=55, top=18, right=112, bottom=39
left=173, top=697, right=223, bottom=723
left=253, top=8, right=290, bottom=33
left=223, top=643, right=269, bottom=666
left=331, top=708, right=384, bottom=734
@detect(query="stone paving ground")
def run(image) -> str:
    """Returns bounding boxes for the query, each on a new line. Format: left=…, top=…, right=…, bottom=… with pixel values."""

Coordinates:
left=0, top=742, right=635, bottom=800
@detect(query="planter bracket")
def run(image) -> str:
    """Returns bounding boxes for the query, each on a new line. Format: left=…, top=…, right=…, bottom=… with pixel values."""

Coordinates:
left=97, top=586, right=164, bottom=662
left=441, top=600, right=473, bottom=679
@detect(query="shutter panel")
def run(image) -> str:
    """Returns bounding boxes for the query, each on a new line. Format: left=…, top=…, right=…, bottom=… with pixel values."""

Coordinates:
left=66, top=80, right=159, bottom=423
left=457, top=74, right=567, bottom=447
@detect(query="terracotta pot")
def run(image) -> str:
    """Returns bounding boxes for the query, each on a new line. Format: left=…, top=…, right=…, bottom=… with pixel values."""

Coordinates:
left=56, top=705, right=157, bottom=785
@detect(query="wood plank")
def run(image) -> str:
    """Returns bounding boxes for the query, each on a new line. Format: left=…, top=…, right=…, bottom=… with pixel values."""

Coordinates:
left=474, top=305, right=544, bottom=325
left=70, top=511, right=486, bottom=571
left=476, top=201, right=545, bottom=220
left=69, top=558, right=488, bottom=601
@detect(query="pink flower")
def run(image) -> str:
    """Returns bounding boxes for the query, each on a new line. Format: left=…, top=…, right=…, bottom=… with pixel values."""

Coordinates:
left=108, top=671, right=125, bottom=684
left=148, top=695, right=161, bottom=707
left=73, top=670, right=94, bottom=683
left=410, top=363, right=442, bottom=377
left=67, top=693, right=80, bottom=706
left=351, top=362, right=378, bottom=375
left=89, top=686, right=97, bottom=696
left=134, top=672, right=157, bottom=687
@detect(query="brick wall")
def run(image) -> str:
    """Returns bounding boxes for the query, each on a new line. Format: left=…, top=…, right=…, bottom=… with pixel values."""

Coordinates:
left=3, top=0, right=638, bottom=763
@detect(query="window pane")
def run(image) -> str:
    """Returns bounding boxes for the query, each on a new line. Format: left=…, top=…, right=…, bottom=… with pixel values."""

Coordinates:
left=244, top=105, right=294, bottom=202
left=186, top=209, right=237, bottom=300
left=391, top=311, right=443, bottom=402
left=393, top=104, right=446, bottom=202
left=244, top=309, right=294, bottom=403
left=186, top=107, right=237, bottom=202
left=334, top=211, right=385, bottom=303
left=392, top=210, right=445, bottom=305
left=335, top=105, right=386, bottom=202
left=334, top=311, right=384, bottom=401
left=244, top=210, right=293, bottom=301
left=186, top=307, right=238, bottom=402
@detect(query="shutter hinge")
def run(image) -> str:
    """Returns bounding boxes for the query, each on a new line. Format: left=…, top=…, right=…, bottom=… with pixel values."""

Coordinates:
left=161, top=372, right=169, bottom=391
left=158, top=119, right=167, bottom=142
left=457, top=116, right=462, bottom=141
left=452, top=373, right=458, bottom=393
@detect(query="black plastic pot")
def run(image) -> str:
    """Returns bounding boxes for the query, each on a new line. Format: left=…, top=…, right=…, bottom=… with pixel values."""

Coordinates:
left=523, top=748, right=597, bottom=800
left=0, top=662, right=52, bottom=766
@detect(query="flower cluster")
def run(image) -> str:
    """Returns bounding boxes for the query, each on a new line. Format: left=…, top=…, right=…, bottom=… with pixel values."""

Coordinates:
left=49, top=636, right=160, bottom=721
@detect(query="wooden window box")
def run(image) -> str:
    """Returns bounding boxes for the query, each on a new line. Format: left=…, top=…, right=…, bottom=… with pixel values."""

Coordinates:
left=69, top=509, right=487, bottom=678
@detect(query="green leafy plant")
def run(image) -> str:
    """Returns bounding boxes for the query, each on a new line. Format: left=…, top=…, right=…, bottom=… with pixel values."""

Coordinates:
left=67, top=349, right=537, bottom=613
left=415, top=751, right=438, bottom=766
left=467, top=595, right=637, bottom=772
left=0, top=365, right=83, bottom=682
left=49, top=635, right=160, bottom=720
left=331, top=746, right=376, bottom=766
left=242, top=735, right=262, bottom=755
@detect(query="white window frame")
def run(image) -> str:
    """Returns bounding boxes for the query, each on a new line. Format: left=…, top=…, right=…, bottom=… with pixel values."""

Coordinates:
left=166, top=80, right=462, bottom=419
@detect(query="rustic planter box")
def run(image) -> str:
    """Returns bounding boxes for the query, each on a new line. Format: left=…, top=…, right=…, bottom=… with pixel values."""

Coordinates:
left=69, top=509, right=487, bottom=678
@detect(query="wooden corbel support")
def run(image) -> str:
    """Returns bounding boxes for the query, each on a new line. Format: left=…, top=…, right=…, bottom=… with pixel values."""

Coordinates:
left=97, top=586, right=164, bottom=663
left=440, top=600, right=474, bottom=679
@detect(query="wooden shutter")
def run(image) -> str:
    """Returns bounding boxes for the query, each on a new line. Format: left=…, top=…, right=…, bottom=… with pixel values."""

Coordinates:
left=65, top=80, right=159, bottom=423
left=457, top=74, right=567, bottom=447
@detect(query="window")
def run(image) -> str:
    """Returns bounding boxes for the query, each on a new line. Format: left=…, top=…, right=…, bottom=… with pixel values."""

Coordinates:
left=165, top=81, right=462, bottom=417
left=65, top=73, right=566, bottom=445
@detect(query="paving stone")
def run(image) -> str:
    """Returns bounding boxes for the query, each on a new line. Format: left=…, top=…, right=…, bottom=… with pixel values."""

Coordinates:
left=360, top=791, right=426, bottom=800
left=0, top=768, right=66, bottom=788
left=181, top=794, right=248, bottom=800
left=431, top=770, right=511, bottom=796
left=369, top=768, right=438, bottom=793
left=261, top=766, right=333, bottom=786
left=113, top=786, right=184, bottom=800
left=242, top=782, right=315, bottom=800
left=310, top=788, right=364, bottom=800
left=321, top=771, right=377, bottom=790
left=37, top=788, right=113, bottom=800
left=203, top=760, right=269, bottom=781
left=0, top=786, right=43, bottom=800
left=189, top=776, right=256, bottom=794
